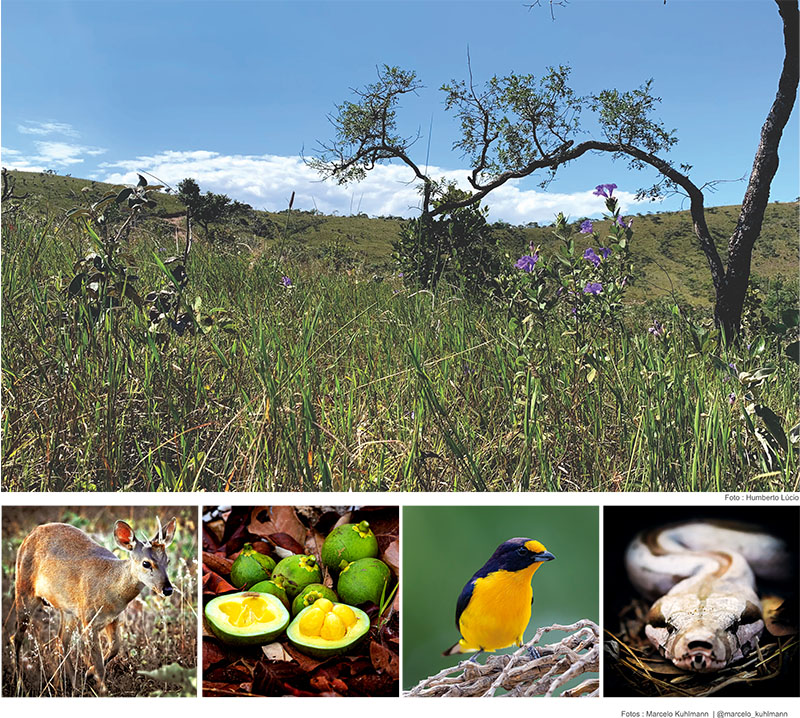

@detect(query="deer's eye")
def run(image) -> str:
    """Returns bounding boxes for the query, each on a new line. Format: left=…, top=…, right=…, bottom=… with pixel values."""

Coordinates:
left=142, top=560, right=152, bottom=569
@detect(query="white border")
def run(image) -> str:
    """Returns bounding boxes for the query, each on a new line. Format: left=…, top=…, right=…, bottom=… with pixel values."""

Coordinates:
left=0, top=491, right=797, bottom=718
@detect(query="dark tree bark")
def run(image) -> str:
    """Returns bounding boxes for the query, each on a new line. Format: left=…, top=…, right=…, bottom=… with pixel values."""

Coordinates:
left=712, top=0, right=799, bottom=338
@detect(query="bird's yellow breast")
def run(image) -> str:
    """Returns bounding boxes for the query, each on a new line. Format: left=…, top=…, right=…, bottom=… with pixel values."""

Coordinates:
left=457, top=563, right=540, bottom=652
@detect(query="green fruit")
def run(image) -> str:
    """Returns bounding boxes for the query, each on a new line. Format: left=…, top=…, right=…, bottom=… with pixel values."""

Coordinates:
left=291, top=583, right=338, bottom=616
left=230, top=543, right=276, bottom=590
left=250, top=579, right=291, bottom=610
left=286, top=598, right=371, bottom=657
left=321, top=520, right=379, bottom=571
left=337, top=558, right=392, bottom=606
left=204, top=591, right=290, bottom=646
left=271, top=554, right=323, bottom=598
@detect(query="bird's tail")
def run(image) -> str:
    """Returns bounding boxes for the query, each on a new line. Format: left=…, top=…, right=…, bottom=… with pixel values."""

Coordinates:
left=442, top=640, right=480, bottom=657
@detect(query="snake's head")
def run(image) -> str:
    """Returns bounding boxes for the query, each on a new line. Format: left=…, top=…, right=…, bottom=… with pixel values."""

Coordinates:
left=645, top=598, right=764, bottom=673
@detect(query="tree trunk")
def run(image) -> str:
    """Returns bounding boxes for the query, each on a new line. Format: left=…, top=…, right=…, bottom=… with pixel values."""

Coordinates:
left=714, top=0, right=798, bottom=340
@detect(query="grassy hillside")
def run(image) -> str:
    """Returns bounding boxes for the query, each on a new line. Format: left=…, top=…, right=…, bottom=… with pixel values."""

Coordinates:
left=6, top=169, right=798, bottom=306
left=2, top=169, right=797, bottom=492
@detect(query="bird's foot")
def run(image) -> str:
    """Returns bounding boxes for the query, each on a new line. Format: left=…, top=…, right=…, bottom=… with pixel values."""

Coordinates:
left=526, top=645, right=541, bottom=660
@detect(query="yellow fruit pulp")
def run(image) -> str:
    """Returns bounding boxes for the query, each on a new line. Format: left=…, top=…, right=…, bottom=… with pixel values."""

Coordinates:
left=219, top=596, right=275, bottom=627
left=298, top=598, right=358, bottom=640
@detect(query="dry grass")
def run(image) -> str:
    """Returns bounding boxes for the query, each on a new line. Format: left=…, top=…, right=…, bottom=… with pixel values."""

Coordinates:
left=604, top=598, right=799, bottom=697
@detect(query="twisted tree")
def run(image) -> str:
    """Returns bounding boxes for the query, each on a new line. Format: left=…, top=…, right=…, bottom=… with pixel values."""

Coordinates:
left=309, top=1, right=798, bottom=339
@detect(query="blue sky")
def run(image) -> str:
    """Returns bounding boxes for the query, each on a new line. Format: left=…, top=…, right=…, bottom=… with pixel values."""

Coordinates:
left=2, top=0, right=797, bottom=223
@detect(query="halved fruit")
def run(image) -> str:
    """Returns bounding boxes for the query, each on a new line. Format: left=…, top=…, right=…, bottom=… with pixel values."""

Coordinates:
left=286, top=597, right=371, bottom=657
left=205, top=591, right=290, bottom=646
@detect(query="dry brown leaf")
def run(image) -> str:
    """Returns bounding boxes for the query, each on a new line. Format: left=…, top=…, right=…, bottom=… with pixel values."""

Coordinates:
left=270, top=532, right=305, bottom=554
left=203, top=551, right=233, bottom=576
left=369, top=641, right=399, bottom=678
left=262, top=642, right=295, bottom=662
left=202, top=639, right=227, bottom=671
left=205, top=518, right=226, bottom=544
left=382, top=539, right=399, bottom=574
left=269, top=506, right=308, bottom=544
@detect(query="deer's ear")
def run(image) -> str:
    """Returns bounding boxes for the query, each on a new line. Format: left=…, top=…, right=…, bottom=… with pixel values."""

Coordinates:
left=114, top=520, right=137, bottom=551
left=162, top=518, right=177, bottom=546
left=152, top=518, right=177, bottom=547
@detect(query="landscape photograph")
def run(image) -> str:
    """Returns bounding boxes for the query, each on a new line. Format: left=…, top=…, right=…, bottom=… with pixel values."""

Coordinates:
left=1, top=0, right=797, bottom=492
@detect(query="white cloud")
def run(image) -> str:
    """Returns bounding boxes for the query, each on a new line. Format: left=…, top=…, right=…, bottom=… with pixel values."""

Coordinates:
left=100, top=149, right=657, bottom=223
left=18, top=121, right=79, bottom=137
left=3, top=141, right=108, bottom=169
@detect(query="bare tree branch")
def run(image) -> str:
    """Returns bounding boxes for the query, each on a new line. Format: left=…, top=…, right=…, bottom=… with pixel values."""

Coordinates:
left=405, top=620, right=599, bottom=698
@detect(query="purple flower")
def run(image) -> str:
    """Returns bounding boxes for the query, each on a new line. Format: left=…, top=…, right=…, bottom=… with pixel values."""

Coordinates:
left=583, top=282, right=603, bottom=295
left=583, top=247, right=601, bottom=267
left=579, top=219, right=593, bottom=234
left=616, top=216, right=632, bottom=229
left=515, top=253, right=539, bottom=272
left=281, top=275, right=292, bottom=287
left=593, top=183, right=617, bottom=199
left=648, top=320, right=665, bottom=338
left=728, top=392, right=736, bottom=406
left=599, top=247, right=612, bottom=259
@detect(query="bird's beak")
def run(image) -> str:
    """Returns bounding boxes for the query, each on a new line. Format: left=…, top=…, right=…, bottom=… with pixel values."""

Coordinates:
left=534, top=551, right=555, bottom=562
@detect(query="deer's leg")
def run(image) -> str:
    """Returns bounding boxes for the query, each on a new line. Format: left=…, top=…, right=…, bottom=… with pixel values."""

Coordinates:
left=58, top=612, right=80, bottom=694
left=86, top=623, right=108, bottom=695
left=103, top=619, right=121, bottom=666
left=11, top=567, right=37, bottom=670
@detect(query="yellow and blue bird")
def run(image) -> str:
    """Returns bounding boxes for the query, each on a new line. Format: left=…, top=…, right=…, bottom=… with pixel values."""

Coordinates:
left=444, top=537, right=555, bottom=657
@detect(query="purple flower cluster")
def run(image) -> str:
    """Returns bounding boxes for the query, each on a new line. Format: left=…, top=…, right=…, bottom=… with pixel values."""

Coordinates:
left=579, top=219, right=593, bottom=234
left=593, top=183, right=617, bottom=199
left=648, top=320, right=665, bottom=338
left=515, top=253, right=539, bottom=272
left=281, top=275, right=292, bottom=287
left=616, top=216, right=632, bottom=229
left=583, top=247, right=601, bottom=267
left=583, top=282, right=603, bottom=295
left=583, top=246, right=611, bottom=267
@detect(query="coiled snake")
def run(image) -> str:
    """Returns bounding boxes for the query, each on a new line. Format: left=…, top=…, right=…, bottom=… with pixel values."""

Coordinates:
left=625, top=521, right=791, bottom=673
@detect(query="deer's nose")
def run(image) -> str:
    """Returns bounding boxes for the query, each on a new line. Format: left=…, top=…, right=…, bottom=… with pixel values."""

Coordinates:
left=162, top=585, right=174, bottom=597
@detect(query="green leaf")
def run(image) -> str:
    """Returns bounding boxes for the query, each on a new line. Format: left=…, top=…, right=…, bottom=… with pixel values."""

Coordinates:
left=781, top=308, right=799, bottom=328
left=137, top=173, right=148, bottom=187
left=750, top=337, right=766, bottom=356
left=789, top=422, right=800, bottom=445
left=785, top=340, right=799, bottom=364
left=754, top=404, right=788, bottom=452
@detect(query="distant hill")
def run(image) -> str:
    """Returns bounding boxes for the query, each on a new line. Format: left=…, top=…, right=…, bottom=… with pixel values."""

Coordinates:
left=4, top=169, right=798, bottom=305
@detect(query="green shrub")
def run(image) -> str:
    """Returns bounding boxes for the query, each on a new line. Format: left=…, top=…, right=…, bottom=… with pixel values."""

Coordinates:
left=393, top=184, right=502, bottom=296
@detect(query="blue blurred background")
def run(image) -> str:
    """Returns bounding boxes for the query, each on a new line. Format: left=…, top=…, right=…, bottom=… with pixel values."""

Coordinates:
left=402, top=505, right=599, bottom=690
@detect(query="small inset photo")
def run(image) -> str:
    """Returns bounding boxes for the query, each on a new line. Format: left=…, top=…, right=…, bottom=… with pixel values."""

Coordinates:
left=201, top=505, right=399, bottom=697
left=403, top=505, right=599, bottom=697
left=2, top=506, right=198, bottom=697
left=604, top=506, right=799, bottom=697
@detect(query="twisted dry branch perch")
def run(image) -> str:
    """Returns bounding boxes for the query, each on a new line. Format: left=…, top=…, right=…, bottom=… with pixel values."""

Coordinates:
left=405, top=619, right=599, bottom=697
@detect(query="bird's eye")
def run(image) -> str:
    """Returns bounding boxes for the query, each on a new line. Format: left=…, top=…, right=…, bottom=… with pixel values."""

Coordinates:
left=516, top=546, right=528, bottom=557
left=142, top=560, right=152, bottom=569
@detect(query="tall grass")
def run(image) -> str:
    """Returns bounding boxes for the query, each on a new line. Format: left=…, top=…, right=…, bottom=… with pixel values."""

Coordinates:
left=2, top=212, right=796, bottom=491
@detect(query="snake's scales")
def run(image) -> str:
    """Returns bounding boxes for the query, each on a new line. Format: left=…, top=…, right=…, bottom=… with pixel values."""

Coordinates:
left=625, top=521, right=791, bottom=673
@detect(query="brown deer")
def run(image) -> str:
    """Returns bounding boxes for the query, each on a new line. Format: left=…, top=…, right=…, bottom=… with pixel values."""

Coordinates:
left=11, top=516, right=177, bottom=695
